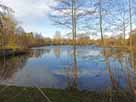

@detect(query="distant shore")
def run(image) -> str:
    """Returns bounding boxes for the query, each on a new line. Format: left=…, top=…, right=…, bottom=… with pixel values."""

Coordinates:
left=0, top=44, right=136, bottom=57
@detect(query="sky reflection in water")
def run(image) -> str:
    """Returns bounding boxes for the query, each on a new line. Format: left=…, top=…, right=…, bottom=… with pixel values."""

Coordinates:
left=0, top=45, right=135, bottom=94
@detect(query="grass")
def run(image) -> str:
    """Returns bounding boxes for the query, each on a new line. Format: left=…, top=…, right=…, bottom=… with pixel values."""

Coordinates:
left=0, top=86, right=135, bottom=102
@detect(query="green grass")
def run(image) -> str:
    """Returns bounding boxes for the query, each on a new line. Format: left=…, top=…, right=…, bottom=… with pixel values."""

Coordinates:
left=0, top=86, right=135, bottom=102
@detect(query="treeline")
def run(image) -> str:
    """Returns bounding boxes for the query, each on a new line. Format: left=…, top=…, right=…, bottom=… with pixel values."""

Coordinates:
left=1, top=11, right=136, bottom=49
left=44, top=37, right=94, bottom=45
left=0, top=5, right=45, bottom=50
left=94, top=31, right=136, bottom=48
left=44, top=33, right=136, bottom=47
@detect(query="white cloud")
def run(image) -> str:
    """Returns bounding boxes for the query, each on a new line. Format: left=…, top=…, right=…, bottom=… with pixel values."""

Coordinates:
left=1, top=0, right=55, bottom=19
left=1, top=0, right=58, bottom=35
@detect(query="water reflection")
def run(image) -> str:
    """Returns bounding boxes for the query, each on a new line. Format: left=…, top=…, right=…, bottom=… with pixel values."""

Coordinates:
left=53, top=46, right=61, bottom=58
left=103, top=48, right=120, bottom=94
left=66, top=45, right=78, bottom=91
left=0, top=56, right=28, bottom=80
left=31, top=48, right=50, bottom=58
left=102, top=47, right=136, bottom=95
left=0, top=46, right=136, bottom=95
left=127, top=50, right=136, bottom=95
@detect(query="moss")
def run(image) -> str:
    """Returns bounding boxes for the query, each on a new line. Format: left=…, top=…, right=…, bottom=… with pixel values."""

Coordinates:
left=0, top=86, right=135, bottom=102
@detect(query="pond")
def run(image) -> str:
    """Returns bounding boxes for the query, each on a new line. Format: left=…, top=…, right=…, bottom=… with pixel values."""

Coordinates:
left=0, top=45, right=136, bottom=95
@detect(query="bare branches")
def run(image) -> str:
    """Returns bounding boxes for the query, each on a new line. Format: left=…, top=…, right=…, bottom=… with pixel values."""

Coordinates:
left=0, top=4, right=14, bottom=17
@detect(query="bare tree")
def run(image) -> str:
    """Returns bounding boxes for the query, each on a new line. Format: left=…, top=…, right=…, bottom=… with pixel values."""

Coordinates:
left=49, top=0, right=95, bottom=41
left=128, top=0, right=133, bottom=48
left=109, top=0, right=129, bottom=42
left=94, top=0, right=112, bottom=46
left=49, top=0, right=77, bottom=41
left=98, top=0, right=104, bottom=45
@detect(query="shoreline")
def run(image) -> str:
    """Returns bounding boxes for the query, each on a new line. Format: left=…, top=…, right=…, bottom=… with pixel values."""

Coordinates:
left=0, top=49, right=30, bottom=57
left=0, top=44, right=135, bottom=57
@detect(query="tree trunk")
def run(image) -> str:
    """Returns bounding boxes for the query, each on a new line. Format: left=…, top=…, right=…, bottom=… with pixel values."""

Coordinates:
left=99, top=0, right=104, bottom=46
left=72, top=0, right=77, bottom=44
left=72, top=0, right=75, bottom=41
left=128, top=0, right=132, bottom=49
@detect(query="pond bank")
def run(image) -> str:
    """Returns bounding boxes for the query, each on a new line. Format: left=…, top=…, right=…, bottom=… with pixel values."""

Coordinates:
left=0, top=86, right=135, bottom=102
left=0, top=49, right=30, bottom=57
left=1, top=44, right=135, bottom=57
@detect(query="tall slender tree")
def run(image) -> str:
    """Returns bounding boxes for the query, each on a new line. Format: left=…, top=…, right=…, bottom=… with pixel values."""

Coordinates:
left=95, top=0, right=110, bottom=46
left=109, top=0, right=129, bottom=43
left=49, top=0, right=77, bottom=41
left=49, top=0, right=95, bottom=42
left=86, top=0, right=112, bottom=46
left=98, top=0, right=104, bottom=46
left=128, top=0, right=133, bottom=48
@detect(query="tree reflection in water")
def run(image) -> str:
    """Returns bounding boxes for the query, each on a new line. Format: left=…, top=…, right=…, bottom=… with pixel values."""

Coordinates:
left=66, top=45, right=78, bottom=91
left=0, top=55, right=28, bottom=80
left=31, top=47, right=51, bottom=58
left=53, top=46, right=61, bottom=58
left=102, top=47, right=136, bottom=96
left=0, top=48, right=50, bottom=84
left=0, top=46, right=136, bottom=98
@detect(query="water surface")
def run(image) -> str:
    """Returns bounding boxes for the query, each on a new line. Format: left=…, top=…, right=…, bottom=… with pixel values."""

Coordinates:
left=0, top=45, right=136, bottom=94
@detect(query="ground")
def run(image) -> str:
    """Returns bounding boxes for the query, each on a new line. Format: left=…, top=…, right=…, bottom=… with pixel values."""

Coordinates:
left=0, top=86, right=135, bottom=102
